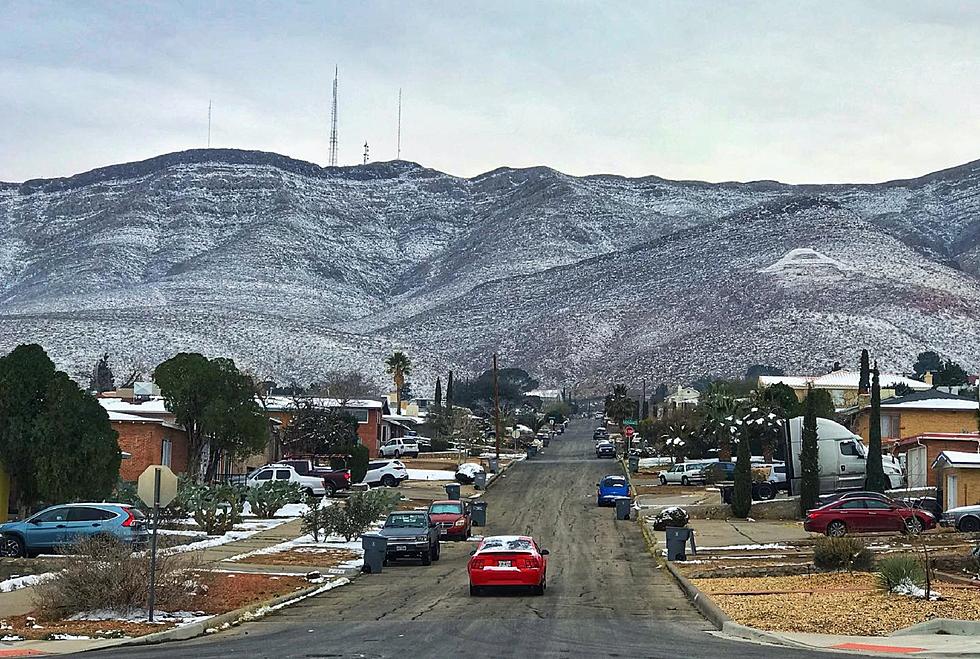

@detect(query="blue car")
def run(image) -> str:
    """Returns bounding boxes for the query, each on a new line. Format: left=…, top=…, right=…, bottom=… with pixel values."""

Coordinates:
left=596, top=475, right=630, bottom=507
left=0, top=503, right=149, bottom=558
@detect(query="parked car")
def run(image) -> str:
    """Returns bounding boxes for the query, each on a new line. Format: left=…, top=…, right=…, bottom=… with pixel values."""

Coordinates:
left=595, top=441, right=616, bottom=459
left=0, top=503, right=149, bottom=558
left=427, top=500, right=472, bottom=539
left=378, top=511, right=440, bottom=565
left=467, top=535, right=549, bottom=596
left=247, top=464, right=326, bottom=497
left=596, top=475, right=630, bottom=506
left=902, top=496, right=942, bottom=520
left=660, top=462, right=710, bottom=486
left=379, top=437, right=420, bottom=458
left=363, top=459, right=409, bottom=487
left=804, top=497, right=936, bottom=536
left=815, top=490, right=908, bottom=509
left=278, top=459, right=350, bottom=496
left=940, top=504, right=980, bottom=532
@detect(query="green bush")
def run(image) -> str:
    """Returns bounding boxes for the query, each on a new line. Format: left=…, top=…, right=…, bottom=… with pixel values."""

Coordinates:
left=320, top=489, right=401, bottom=541
left=349, top=444, right=369, bottom=484
left=876, top=554, right=925, bottom=593
left=184, top=483, right=246, bottom=535
left=247, top=480, right=304, bottom=519
left=813, top=536, right=873, bottom=571
left=300, top=494, right=328, bottom=542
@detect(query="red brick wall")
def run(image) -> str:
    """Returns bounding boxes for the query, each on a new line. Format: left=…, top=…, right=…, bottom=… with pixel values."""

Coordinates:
left=358, top=410, right=382, bottom=457
left=113, top=421, right=189, bottom=481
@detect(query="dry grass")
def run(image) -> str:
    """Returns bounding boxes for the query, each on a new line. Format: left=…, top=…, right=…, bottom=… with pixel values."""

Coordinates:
left=693, top=573, right=980, bottom=635
left=231, top=547, right=358, bottom=568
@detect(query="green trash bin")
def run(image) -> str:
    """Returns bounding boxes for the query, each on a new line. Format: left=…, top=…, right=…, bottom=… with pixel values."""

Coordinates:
left=665, top=527, right=696, bottom=561
left=361, top=533, right=387, bottom=573
left=615, top=497, right=631, bottom=520
left=471, top=501, right=488, bottom=527
left=445, top=483, right=461, bottom=500
left=628, top=456, right=640, bottom=473
left=474, top=472, right=487, bottom=490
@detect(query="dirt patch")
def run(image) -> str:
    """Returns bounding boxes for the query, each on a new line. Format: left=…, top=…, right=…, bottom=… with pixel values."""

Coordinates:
left=232, top=547, right=358, bottom=568
left=692, top=572, right=980, bottom=635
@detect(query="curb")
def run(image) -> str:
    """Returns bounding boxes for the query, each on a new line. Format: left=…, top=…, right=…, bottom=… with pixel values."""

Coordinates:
left=661, top=560, right=731, bottom=630
left=718, top=621, right=820, bottom=650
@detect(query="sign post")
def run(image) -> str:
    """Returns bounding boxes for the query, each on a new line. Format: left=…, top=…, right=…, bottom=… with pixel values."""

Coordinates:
left=138, top=465, right=178, bottom=623
left=624, top=425, right=635, bottom=454
left=511, top=427, right=521, bottom=452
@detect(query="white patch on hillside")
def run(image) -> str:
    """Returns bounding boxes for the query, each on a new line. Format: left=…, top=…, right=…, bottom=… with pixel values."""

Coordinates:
left=760, top=248, right=850, bottom=274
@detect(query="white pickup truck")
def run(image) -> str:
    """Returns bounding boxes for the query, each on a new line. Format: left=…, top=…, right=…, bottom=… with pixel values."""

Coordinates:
left=245, top=464, right=326, bottom=497
left=379, top=437, right=420, bottom=458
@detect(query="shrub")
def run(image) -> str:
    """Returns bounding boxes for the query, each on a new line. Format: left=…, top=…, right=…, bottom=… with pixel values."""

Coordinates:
left=813, top=536, right=873, bottom=571
left=876, top=554, right=925, bottom=593
left=349, top=444, right=369, bottom=484
left=731, top=437, right=752, bottom=519
left=247, top=481, right=303, bottom=519
left=301, top=495, right=329, bottom=542
left=184, top=483, right=246, bottom=535
left=321, top=489, right=401, bottom=541
left=33, top=536, right=206, bottom=620
left=651, top=506, right=689, bottom=531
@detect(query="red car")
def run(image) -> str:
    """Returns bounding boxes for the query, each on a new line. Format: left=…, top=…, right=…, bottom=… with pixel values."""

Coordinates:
left=804, top=497, right=936, bottom=537
left=427, top=500, right=472, bottom=540
left=467, top=535, right=549, bottom=596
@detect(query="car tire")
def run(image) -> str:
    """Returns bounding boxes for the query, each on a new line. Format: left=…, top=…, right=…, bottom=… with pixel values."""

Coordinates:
left=681, top=476, right=689, bottom=486
left=904, top=516, right=924, bottom=535
left=531, top=580, right=545, bottom=596
left=756, top=482, right=776, bottom=501
left=0, top=535, right=25, bottom=558
left=660, top=476, right=667, bottom=486
left=827, top=520, right=847, bottom=537
left=433, top=543, right=441, bottom=561
left=381, top=474, right=397, bottom=488
left=323, top=483, right=336, bottom=497
left=304, top=488, right=315, bottom=498
left=394, top=450, right=400, bottom=458
left=469, top=584, right=482, bottom=596
left=421, top=550, right=432, bottom=566
left=959, top=516, right=980, bottom=533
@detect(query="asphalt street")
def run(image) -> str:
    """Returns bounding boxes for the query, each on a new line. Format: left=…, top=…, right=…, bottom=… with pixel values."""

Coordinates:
left=90, top=420, right=850, bottom=658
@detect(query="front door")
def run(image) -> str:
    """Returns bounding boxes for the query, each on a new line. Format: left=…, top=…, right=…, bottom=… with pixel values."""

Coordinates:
left=27, top=507, right=70, bottom=550
left=946, top=474, right=958, bottom=510
left=863, top=499, right=903, bottom=532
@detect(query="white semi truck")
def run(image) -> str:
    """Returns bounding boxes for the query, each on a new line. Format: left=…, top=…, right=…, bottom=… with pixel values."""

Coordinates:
left=786, top=416, right=904, bottom=494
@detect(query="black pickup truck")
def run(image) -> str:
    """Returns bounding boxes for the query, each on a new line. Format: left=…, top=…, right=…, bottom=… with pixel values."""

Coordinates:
left=279, top=459, right=350, bottom=496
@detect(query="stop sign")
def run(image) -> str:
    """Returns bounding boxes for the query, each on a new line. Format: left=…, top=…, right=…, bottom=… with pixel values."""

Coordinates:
left=624, top=425, right=635, bottom=438
left=138, top=465, right=178, bottom=508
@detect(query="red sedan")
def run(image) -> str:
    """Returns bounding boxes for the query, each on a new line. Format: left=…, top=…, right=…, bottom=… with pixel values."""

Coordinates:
left=467, top=535, right=549, bottom=596
left=804, top=497, right=936, bottom=537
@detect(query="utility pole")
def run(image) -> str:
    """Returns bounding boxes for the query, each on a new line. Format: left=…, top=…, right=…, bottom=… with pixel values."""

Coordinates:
left=642, top=378, right=647, bottom=419
left=207, top=100, right=212, bottom=148
left=329, top=66, right=339, bottom=167
left=363, top=141, right=369, bottom=165
left=493, top=353, right=502, bottom=459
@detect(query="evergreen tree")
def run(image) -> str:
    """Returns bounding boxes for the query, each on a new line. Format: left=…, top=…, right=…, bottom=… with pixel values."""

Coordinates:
left=858, top=349, right=870, bottom=395
left=445, top=370, right=454, bottom=414
left=89, top=352, right=115, bottom=393
left=913, top=351, right=942, bottom=380
left=799, top=385, right=820, bottom=516
left=804, top=388, right=836, bottom=419
left=864, top=365, right=888, bottom=493
left=433, top=377, right=443, bottom=413
left=731, top=429, right=752, bottom=518
left=653, top=382, right=668, bottom=404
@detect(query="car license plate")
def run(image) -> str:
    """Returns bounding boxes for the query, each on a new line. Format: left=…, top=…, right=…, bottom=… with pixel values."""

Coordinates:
left=498, top=560, right=511, bottom=567
left=396, top=545, right=407, bottom=552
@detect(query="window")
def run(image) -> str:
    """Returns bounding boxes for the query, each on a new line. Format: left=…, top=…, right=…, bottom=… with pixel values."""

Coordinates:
left=429, top=503, right=463, bottom=515
left=839, top=500, right=866, bottom=509
left=880, top=415, right=900, bottom=439
left=68, top=507, right=116, bottom=522
left=344, top=409, right=369, bottom=424
left=255, top=470, right=273, bottom=481
left=275, top=469, right=291, bottom=480
left=840, top=442, right=860, bottom=456
left=161, top=438, right=173, bottom=467
left=34, top=507, right=69, bottom=523
left=864, top=500, right=892, bottom=510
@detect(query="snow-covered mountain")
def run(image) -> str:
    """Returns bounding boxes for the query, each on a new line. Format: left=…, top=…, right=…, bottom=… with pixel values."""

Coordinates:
left=2, top=149, right=979, bottom=390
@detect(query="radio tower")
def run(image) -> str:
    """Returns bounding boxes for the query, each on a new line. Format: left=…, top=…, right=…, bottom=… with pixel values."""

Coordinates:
left=363, top=141, right=369, bottom=165
left=396, top=88, right=402, bottom=160
left=328, top=66, right=339, bottom=167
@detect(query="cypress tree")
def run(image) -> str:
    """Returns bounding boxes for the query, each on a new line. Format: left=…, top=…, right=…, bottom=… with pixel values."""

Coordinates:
left=864, top=365, right=888, bottom=492
left=445, top=370, right=454, bottom=415
left=799, top=384, right=820, bottom=516
left=732, top=431, right=753, bottom=518
left=858, top=349, right=871, bottom=395
left=434, top=377, right=443, bottom=413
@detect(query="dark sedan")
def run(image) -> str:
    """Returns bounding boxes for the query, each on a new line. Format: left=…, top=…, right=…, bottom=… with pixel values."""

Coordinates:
left=595, top=442, right=616, bottom=459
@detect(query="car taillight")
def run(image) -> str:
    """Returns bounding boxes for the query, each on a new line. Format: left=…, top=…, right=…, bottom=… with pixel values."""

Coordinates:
left=471, top=557, right=491, bottom=569
left=343, top=470, right=351, bottom=483
left=517, top=557, right=540, bottom=569
left=121, top=508, right=135, bottom=527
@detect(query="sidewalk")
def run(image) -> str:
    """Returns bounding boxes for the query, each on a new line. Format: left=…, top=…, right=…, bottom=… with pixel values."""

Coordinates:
left=718, top=626, right=980, bottom=657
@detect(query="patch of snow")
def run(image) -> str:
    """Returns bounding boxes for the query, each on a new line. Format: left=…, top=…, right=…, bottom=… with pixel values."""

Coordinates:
left=891, top=578, right=942, bottom=600
left=234, top=577, right=349, bottom=623
left=69, top=609, right=211, bottom=625
left=700, top=543, right=792, bottom=551
left=0, top=572, right=53, bottom=592
left=405, top=469, right=457, bottom=482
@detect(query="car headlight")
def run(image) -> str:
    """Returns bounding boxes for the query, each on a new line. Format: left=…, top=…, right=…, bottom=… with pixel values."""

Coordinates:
left=416, top=535, right=428, bottom=542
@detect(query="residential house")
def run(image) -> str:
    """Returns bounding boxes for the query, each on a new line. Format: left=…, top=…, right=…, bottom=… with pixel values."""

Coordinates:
left=759, top=370, right=931, bottom=410
left=107, top=410, right=189, bottom=481
left=932, top=450, right=980, bottom=511
left=661, top=386, right=700, bottom=416
left=524, top=389, right=563, bottom=407
left=262, top=396, right=391, bottom=458
left=851, top=389, right=979, bottom=445
left=888, top=432, right=980, bottom=489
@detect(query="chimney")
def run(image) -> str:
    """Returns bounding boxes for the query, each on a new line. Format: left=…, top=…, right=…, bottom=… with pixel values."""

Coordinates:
left=924, top=371, right=934, bottom=386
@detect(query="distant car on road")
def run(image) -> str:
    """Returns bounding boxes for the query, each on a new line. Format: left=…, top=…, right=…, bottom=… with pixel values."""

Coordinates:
left=363, top=460, right=409, bottom=487
left=595, top=441, right=616, bottom=459
left=379, top=511, right=441, bottom=565
left=940, top=504, right=980, bottom=532
left=467, top=535, right=549, bottom=596
left=596, top=475, right=630, bottom=506
left=379, top=437, right=420, bottom=458
left=0, top=503, right=148, bottom=558
left=660, top=462, right=709, bottom=486
left=428, top=500, right=472, bottom=539
left=804, top=497, right=936, bottom=536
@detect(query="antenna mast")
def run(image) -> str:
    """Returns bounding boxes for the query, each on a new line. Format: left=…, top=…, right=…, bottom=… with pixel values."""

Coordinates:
left=329, top=66, right=339, bottom=167
left=396, top=88, right=402, bottom=160
left=207, top=100, right=212, bottom=148
left=363, top=141, right=369, bottom=165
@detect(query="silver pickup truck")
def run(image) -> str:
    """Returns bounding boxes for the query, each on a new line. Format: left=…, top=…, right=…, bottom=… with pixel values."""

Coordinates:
left=378, top=511, right=441, bottom=565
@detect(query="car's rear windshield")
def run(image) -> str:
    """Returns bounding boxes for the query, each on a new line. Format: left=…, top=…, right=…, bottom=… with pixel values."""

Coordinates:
left=429, top=503, right=463, bottom=514
left=127, top=507, right=146, bottom=519
left=385, top=513, right=426, bottom=528
left=602, top=478, right=626, bottom=487
left=481, top=537, right=533, bottom=553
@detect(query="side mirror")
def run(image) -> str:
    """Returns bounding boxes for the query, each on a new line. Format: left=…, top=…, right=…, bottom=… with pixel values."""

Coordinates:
left=541, top=549, right=550, bottom=556
left=29, top=518, right=40, bottom=525
left=469, top=549, right=477, bottom=556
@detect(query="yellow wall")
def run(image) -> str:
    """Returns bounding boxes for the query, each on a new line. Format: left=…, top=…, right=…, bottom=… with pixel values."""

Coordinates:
left=945, top=468, right=980, bottom=508
left=0, top=469, right=9, bottom=523
left=854, top=409, right=979, bottom=443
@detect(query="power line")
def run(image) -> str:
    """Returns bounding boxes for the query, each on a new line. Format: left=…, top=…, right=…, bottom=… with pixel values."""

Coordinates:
left=329, top=66, right=339, bottom=167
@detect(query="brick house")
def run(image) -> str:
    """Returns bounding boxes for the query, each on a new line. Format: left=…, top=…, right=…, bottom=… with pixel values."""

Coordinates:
left=851, top=389, right=979, bottom=446
left=107, top=410, right=189, bottom=481
left=261, top=396, right=392, bottom=459
left=932, top=450, right=980, bottom=511
left=886, top=432, right=980, bottom=489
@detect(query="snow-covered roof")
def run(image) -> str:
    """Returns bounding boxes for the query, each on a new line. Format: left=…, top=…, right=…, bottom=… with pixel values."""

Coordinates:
left=932, top=450, right=980, bottom=469
left=893, top=432, right=980, bottom=449
left=759, top=370, right=931, bottom=392
left=524, top=389, right=560, bottom=399
left=882, top=398, right=979, bottom=411
left=106, top=409, right=183, bottom=431
left=263, top=395, right=385, bottom=411
left=99, top=397, right=172, bottom=415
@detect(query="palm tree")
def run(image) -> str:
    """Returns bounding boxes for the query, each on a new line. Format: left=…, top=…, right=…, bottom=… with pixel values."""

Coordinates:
left=701, top=383, right=741, bottom=461
left=385, top=352, right=412, bottom=413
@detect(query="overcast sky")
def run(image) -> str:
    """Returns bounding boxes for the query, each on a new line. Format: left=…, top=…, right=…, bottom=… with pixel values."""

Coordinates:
left=1, top=1, right=978, bottom=184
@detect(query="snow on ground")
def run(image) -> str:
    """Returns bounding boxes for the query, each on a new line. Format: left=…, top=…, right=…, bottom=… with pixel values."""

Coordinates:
left=0, top=573, right=54, bottom=593
left=639, top=457, right=673, bottom=468
left=225, top=529, right=376, bottom=568
left=162, top=530, right=263, bottom=555
left=69, top=609, right=212, bottom=626
left=892, top=578, right=942, bottom=600
left=700, top=543, right=792, bottom=551
left=405, top=469, right=457, bottom=482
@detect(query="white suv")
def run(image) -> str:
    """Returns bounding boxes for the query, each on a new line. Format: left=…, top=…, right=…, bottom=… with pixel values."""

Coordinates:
left=659, top=462, right=710, bottom=486
left=379, top=437, right=420, bottom=458
left=364, top=459, right=409, bottom=487
left=246, top=464, right=326, bottom=497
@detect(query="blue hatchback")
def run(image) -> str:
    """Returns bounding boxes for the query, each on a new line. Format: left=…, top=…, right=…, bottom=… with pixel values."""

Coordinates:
left=597, top=475, right=630, bottom=507
left=0, top=503, right=149, bottom=558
